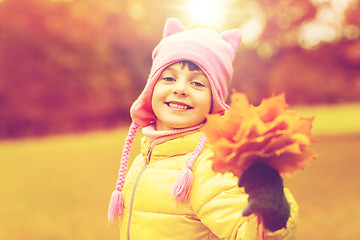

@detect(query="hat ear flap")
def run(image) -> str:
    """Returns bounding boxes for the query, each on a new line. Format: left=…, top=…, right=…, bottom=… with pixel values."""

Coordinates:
left=163, top=18, right=186, bottom=38
left=221, top=29, right=242, bottom=51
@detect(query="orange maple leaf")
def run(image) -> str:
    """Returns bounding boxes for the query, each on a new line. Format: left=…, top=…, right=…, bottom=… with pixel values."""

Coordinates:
left=203, top=92, right=317, bottom=177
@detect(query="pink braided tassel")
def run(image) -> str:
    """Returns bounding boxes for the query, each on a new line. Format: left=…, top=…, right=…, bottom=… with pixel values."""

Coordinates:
left=108, top=122, right=139, bottom=223
left=171, top=166, right=193, bottom=201
left=108, top=189, right=124, bottom=222
left=171, top=133, right=207, bottom=202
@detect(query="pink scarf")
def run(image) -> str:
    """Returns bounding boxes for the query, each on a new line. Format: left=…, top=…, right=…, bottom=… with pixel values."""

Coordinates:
left=142, top=123, right=204, bottom=147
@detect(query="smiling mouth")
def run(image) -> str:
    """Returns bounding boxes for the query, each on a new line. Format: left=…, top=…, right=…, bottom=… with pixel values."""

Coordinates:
left=165, top=102, right=193, bottom=110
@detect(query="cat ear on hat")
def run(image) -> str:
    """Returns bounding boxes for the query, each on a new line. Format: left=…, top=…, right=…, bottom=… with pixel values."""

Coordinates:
left=221, top=29, right=242, bottom=51
left=163, top=18, right=186, bottom=38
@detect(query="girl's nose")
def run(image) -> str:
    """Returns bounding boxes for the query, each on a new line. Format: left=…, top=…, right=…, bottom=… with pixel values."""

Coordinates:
left=173, top=81, right=189, bottom=96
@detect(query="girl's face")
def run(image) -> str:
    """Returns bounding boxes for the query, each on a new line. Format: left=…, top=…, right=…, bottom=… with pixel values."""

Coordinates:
left=152, top=62, right=212, bottom=131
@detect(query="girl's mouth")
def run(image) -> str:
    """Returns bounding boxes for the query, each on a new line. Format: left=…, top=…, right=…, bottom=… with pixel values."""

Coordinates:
left=166, top=102, right=193, bottom=110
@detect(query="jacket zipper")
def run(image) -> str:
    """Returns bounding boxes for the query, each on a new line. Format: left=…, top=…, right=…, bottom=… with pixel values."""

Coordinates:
left=127, top=146, right=153, bottom=240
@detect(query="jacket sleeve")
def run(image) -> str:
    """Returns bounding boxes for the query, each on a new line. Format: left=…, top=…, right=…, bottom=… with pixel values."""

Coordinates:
left=190, top=150, right=298, bottom=240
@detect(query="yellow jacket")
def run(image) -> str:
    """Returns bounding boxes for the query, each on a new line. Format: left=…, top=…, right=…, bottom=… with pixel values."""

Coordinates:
left=119, top=131, right=298, bottom=239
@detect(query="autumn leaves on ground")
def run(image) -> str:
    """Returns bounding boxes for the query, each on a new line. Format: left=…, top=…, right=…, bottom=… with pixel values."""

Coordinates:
left=1, top=105, right=360, bottom=240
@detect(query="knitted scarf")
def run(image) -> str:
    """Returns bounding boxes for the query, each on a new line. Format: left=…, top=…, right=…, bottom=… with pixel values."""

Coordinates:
left=142, top=123, right=204, bottom=147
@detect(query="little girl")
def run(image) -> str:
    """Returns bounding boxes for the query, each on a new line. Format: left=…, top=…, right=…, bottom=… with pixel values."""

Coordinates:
left=108, top=18, right=298, bottom=240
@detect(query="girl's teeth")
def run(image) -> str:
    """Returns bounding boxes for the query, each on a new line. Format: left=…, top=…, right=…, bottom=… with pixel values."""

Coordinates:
left=169, top=103, right=189, bottom=109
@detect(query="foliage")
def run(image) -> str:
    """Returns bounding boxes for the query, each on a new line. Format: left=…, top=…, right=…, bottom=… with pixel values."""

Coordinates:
left=203, top=92, right=316, bottom=177
left=233, top=41, right=360, bottom=105
left=0, top=0, right=152, bottom=138
left=0, top=0, right=359, bottom=138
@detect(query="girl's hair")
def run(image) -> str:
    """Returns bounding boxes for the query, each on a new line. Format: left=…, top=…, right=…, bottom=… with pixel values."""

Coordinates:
left=178, top=60, right=202, bottom=72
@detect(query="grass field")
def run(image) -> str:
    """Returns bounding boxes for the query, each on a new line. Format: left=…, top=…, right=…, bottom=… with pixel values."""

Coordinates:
left=0, top=103, right=360, bottom=240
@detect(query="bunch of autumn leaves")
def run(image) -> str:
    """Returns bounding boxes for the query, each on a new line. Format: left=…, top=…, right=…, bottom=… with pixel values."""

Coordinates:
left=203, top=92, right=317, bottom=177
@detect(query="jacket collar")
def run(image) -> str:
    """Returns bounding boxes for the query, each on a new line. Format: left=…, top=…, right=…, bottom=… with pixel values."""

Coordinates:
left=141, top=131, right=203, bottom=157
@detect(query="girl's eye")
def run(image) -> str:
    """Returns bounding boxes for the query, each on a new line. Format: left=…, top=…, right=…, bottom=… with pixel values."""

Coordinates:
left=163, top=77, right=175, bottom=82
left=192, top=81, right=205, bottom=87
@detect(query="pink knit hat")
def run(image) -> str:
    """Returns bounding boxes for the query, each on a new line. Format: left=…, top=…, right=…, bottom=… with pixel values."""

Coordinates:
left=130, top=17, right=242, bottom=127
left=108, top=18, right=241, bottom=223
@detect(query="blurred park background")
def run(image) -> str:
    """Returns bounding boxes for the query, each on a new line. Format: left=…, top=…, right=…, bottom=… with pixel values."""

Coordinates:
left=0, top=0, right=360, bottom=239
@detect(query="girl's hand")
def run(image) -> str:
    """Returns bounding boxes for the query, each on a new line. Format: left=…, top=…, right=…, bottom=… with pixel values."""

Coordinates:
left=238, top=162, right=290, bottom=232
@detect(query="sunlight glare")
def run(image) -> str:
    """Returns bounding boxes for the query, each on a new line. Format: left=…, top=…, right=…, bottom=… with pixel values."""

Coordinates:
left=239, top=18, right=265, bottom=46
left=189, top=0, right=225, bottom=27
left=299, top=0, right=354, bottom=49
left=298, top=21, right=338, bottom=49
